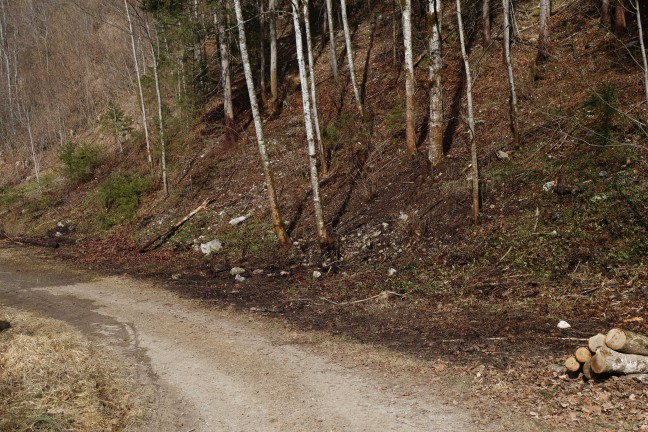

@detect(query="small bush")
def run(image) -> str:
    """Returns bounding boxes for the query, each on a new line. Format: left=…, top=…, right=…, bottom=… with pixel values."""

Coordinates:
left=59, top=143, right=102, bottom=183
left=582, top=83, right=619, bottom=146
left=96, top=173, right=153, bottom=229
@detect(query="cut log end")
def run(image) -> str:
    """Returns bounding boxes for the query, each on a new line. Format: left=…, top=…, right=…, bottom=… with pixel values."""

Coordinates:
left=605, top=328, right=627, bottom=351
left=575, top=346, right=592, bottom=363
left=582, top=360, right=592, bottom=380
left=606, top=328, right=648, bottom=356
left=588, top=333, right=606, bottom=353
left=565, top=356, right=580, bottom=372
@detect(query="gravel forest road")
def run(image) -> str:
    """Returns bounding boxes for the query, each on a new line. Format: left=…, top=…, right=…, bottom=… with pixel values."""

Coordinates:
left=0, top=246, right=482, bottom=431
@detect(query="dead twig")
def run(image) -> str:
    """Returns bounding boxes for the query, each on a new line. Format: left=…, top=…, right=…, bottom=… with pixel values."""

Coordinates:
left=319, top=291, right=404, bottom=306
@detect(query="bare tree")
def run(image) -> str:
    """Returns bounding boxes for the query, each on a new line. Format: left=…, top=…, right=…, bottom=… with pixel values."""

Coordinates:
left=291, top=0, right=333, bottom=246
left=428, top=0, right=444, bottom=166
left=401, top=0, right=416, bottom=158
left=269, top=0, right=279, bottom=111
left=125, top=0, right=152, bottom=165
left=340, top=0, right=364, bottom=117
left=502, top=0, right=520, bottom=147
left=456, top=0, right=480, bottom=224
left=325, top=0, right=338, bottom=82
left=614, top=0, right=626, bottom=34
left=302, top=0, right=327, bottom=175
left=537, top=0, right=550, bottom=63
left=215, top=0, right=236, bottom=145
left=635, top=0, right=648, bottom=104
left=482, top=0, right=491, bottom=48
left=601, top=0, right=611, bottom=26
left=233, top=0, right=291, bottom=246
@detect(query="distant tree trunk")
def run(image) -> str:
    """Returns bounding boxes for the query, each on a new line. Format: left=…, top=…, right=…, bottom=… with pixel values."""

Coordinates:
left=614, top=0, right=626, bottom=34
left=536, top=0, right=550, bottom=63
left=233, top=0, right=291, bottom=246
left=402, top=0, right=416, bottom=158
left=215, top=3, right=236, bottom=145
left=25, top=110, right=40, bottom=187
left=291, top=0, right=333, bottom=247
left=456, top=0, right=480, bottom=224
left=269, top=0, right=278, bottom=112
left=303, top=0, right=328, bottom=175
left=325, top=0, right=339, bottom=82
left=636, top=0, right=648, bottom=104
left=124, top=0, right=152, bottom=166
left=146, top=18, right=169, bottom=196
left=482, top=0, right=491, bottom=48
left=502, top=0, right=520, bottom=148
left=258, top=0, right=267, bottom=104
left=601, top=0, right=611, bottom=26
left=428, top=0, right=444, bottom=166
left=340, top=0, right=364, bottom=117
left=0, top=0, right=14, bottom=127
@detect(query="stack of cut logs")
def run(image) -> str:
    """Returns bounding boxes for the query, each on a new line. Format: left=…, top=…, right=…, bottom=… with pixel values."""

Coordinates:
left=564, top=328, right=648, bottom=380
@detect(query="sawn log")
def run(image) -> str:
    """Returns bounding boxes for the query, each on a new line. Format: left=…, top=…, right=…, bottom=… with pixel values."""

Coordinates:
left=605, top=328, right=648, bottom=356
left=591, top=346, right=648, bottom=375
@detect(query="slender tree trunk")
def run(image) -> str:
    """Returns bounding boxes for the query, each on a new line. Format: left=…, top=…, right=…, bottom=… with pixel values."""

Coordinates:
left=614, top=0, right=626, bottom=34
left=428, top=0, right=444, bottom=166
left=325, top=0, right=339, bottom=82
left=482, top=0, right=491, bottom=48
left=601, top=0, right=611, bottom=26
left=269, top=0, right=279, bottom=111
left=0, top=0, right=14, bottom=127
left=146, top=18, right=169, bottom=196
left=124, top=0, right=152, bottom=166
left=25, top=111, right=40, bottom=187
left=402, top=0, right=416, bottom=158
left=291, top=0, right=333, bottom=246
left=636, top=0, right=648, bottom=104
left=502, top=0, right=520, bottom=147
left=303, top=0, right=328, bottom=175
left=537, top=0, right=550, bottom=63
left=233, top=0, right=291, bottom=246
left=456, top=0, right=480, bottom=224
left=215, top=3, right=236, bottom=145
left=258, top=0, right=267, bottom=104
left=340, top=0, right=364, bottom=117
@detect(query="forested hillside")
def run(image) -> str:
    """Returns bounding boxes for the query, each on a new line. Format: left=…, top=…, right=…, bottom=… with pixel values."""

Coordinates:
left=1, top=0, right=647, bottom=426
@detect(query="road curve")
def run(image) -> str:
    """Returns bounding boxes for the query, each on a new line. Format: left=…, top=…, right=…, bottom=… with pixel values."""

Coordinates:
left=0, top=245, right=477, bottom=431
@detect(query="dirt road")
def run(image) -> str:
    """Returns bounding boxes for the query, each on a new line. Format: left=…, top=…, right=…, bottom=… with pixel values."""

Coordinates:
left=0, top=246, right=480, bottom=431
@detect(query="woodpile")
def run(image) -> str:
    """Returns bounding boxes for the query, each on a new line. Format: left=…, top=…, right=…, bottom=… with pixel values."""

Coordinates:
left=563, top=329, right=648, bottom=381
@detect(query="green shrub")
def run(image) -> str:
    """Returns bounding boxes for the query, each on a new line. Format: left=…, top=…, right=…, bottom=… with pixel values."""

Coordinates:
left=582, top=83, right=619, bottom=145
left=59, top=143, right=102, bottom=183
left=95, top=174, right=153, bottom=229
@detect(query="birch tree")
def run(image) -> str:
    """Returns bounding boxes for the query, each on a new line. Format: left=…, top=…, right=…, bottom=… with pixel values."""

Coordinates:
left=340, top=0, right=364, bottom=117
left=502, top=0, right=520, bottom=147
left=215, top=0, right=235, bottom=145
left=290, top=0, right=333, bottom=246
left=303, top=0, right=327, bottom=174
left=456, top=0, right=480, bottom=224
left=233, top=0, right=291, bottom=246
left=635, top=0, right=648, bottom=104
left=401, top=0, right=416, bottom=158
left=428, top=0, right=443, bottom=166
left=325, top=0, right=338, bottom=82
left=269, top=0, right=279, bottom=111
left=537, top=0, right=550, bottom=63
left=124, top=0, right=152, bottom=166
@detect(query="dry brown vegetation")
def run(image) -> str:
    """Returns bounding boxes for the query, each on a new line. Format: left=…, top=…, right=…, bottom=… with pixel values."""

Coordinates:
left=0, top=306, right=139, bottom=431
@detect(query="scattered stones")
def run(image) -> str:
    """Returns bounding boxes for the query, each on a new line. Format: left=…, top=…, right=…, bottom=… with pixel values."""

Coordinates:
left=543, top=181, right=556, bottom=192
left=230, top=267, right=246, bottom=276
left=252, top=269, right=264, bottom=275
left=496, top=150, right=510, bottom=160
left=312, top=271, right=322, bottom=279
left=229, top=215, right=250, bottom=225
left=280, top=270, right=290, bottom=276
left=234, top=274, right=246, bottom=282
left=557, top=320, right=572, bottom=329
left=200, top=239, right=222, bottom=255
left=388, top=268, right=397, bottom=277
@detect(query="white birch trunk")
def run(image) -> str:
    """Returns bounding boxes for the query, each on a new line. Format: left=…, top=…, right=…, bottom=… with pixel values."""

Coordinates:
left=325, top=0, right=338, bottom=81
left=428, top=0, right=444, bottom=166
left=402, top=0, right=416, bottom=158
left=635, top=0, right=648, bottom=104
left=456, top=0, right=480, bottom=224
left=340, top=0, right=364, bottom=117
left=233, top=0, right=290, bottom=246
left=258, top=0, right=267, bottom=102
left=502, top=0, right=520, bottom=147
left=537, top=0, right=550, bottom=63
left=269, top=0, right=279, bottom=110
left=291, top=0, right=332, bottom=246
left=215, top=3, right=235, bottom=144
left=146, top=18, right=169, bottom=196
left=124, top=0, right=152, bottom=166
left=303, top=0, right=327, bottom=175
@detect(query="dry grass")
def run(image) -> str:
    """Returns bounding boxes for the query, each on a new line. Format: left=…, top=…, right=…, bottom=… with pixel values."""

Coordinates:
left=0, top=306, right=138, bottom=431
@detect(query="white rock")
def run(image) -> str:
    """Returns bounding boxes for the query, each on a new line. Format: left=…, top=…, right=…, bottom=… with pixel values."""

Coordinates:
left=280, top=270, right=290, bottom=276
left=57, top=221, right=65, bottom=228
left=234, top=274, right=246, bottom=282
left=230, top=267, right=246, bottom=276
left=200, top=239, right=222, bottom=255
left=388, top=268, right=397, bottom=277
left=496, top=150, right=510, bottom=160
left=543, top=181, right=556, bottom=192
left=399, top=212, right=409, bottom=222
left=252, top=269, right=264, bottom=275
left=229, top=215, right=250, bottom=225
left=557, top=320, right=571, bottom=329
left=312, top=271, right=322, bottom=279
